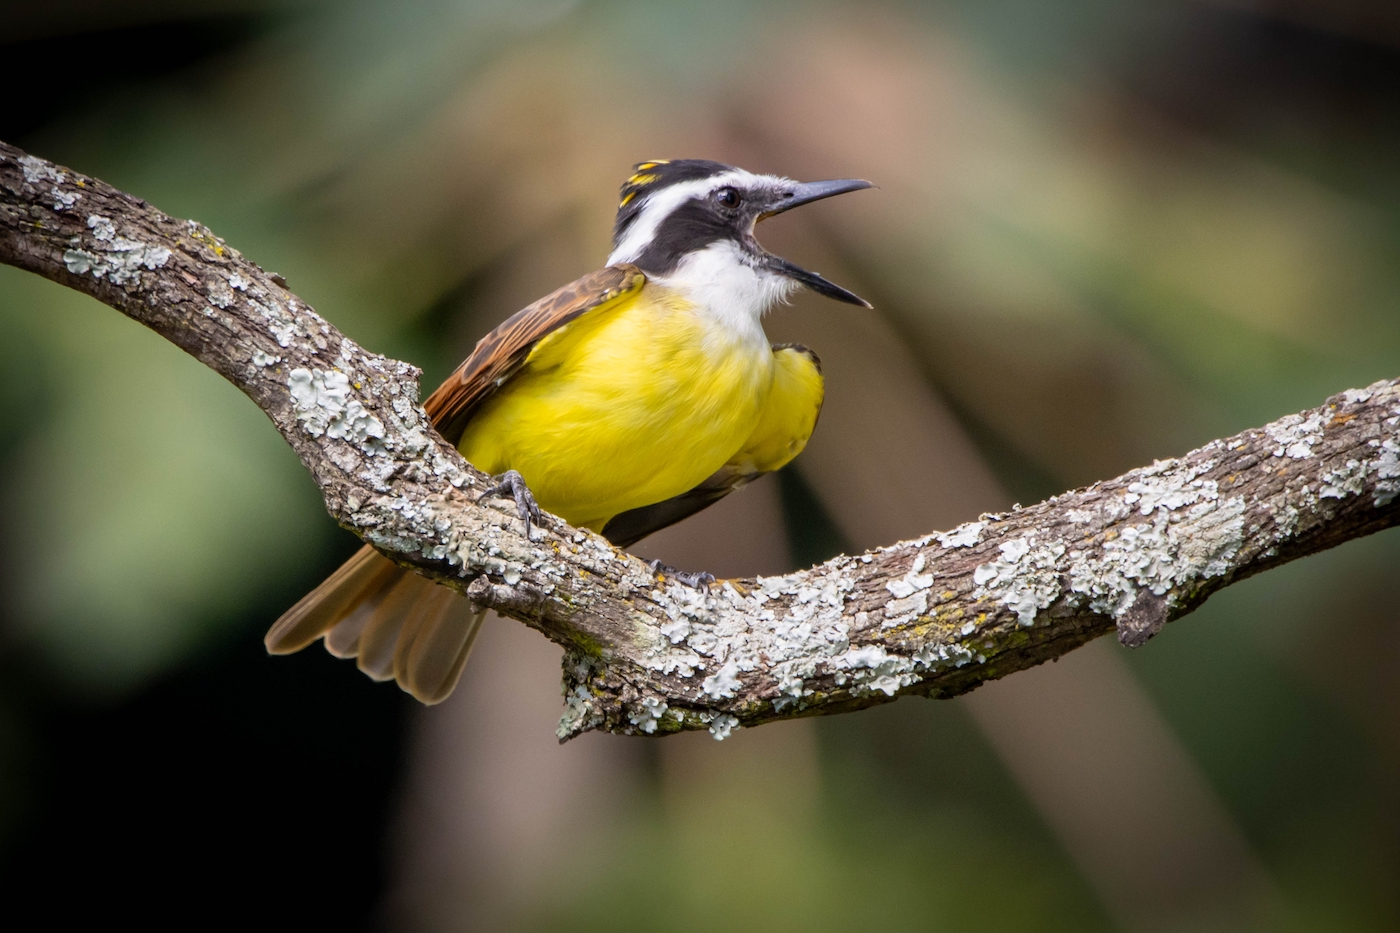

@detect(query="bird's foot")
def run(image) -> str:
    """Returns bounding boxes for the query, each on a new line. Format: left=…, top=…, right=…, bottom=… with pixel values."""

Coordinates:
left=479, top=470, right=543, bottom=540
left=647, top=559, right=716, bottom=590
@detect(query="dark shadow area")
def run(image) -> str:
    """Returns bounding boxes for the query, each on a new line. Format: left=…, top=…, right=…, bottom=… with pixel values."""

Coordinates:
left=1125, top=6, right=1400, bottom=204
left=0, top=13, right=273, bottom=144
left=0, top=614, right=410, bottom=928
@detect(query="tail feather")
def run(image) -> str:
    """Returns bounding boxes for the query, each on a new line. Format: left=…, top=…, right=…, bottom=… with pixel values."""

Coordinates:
left=393, top=581, right=453, bottom=685
left=357, top=573, right=427, bottom=682
left=324, top=597, right=376, bottom=659
left=265, top=543, right=484, bottom=705
left=400, top=592, right=486, bottom=704
left=323, top=564, right=406, bottom=660
left=264, top=545, right=393, bottom=655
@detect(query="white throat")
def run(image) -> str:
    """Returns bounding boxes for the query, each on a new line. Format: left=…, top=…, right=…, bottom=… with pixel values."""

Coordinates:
left=650, top=240, right=795, bottom=343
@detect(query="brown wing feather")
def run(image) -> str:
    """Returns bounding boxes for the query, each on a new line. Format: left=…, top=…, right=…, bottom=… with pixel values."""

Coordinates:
left=423, top=263, right=646, bottom=443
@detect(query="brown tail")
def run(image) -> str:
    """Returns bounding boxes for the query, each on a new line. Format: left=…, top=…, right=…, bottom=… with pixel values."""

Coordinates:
left=265, top=545, right=485, bottom=705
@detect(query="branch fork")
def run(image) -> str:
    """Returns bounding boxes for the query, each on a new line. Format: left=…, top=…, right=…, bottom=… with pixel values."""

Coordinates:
left=4, top=140, right=1397, bottom=741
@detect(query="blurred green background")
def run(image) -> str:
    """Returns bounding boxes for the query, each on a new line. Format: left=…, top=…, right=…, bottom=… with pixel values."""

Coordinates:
left=1, top=0, right=1399, bottom=930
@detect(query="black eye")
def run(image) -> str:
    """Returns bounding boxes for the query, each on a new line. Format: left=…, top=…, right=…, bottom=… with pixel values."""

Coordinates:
left=715, top=186, right=742, bottom=209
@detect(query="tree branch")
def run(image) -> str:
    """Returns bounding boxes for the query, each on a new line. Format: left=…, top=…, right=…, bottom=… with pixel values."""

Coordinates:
left=4, top=139, right=1399, bottom=741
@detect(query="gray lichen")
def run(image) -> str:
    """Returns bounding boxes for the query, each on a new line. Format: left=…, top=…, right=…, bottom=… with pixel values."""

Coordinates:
left=1372, top=439, right=1400, bottom=507
left=1265, top=411, right=1326, bottom=460
left=63, top=214, right=171, bottom=286
left=973, top=536, right=1066, bottom=626
left=1068, top=498, right=1246, bottom=619
left=1320, top=459, right=1368, bottom=499
left=19, top=154, right=64, bottom=186
left=628, top=696, right=668, bottom=734
left=934, top=520, right=985, bottom=549
left=708, top=713, right=740, bottom=740
left=288, top=367, right=386, bottom=452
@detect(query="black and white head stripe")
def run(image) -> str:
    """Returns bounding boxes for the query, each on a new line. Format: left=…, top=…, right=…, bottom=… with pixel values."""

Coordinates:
left=606, top=159, right=875, bottom=308
left=607, top=160, right=794, bottom=274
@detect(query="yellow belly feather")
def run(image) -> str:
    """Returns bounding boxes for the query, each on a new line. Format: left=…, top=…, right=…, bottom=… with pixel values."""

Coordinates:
left=457, top=284, right=776, bottom=530
left=725, top=345, right=824, bottom=476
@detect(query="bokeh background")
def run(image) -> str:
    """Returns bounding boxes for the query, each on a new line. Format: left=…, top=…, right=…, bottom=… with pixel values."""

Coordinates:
left=2, top=0, right=1399, bottom=929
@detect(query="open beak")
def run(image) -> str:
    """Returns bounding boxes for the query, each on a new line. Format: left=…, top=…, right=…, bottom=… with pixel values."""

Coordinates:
left=759, top=178, right=874, bottom=308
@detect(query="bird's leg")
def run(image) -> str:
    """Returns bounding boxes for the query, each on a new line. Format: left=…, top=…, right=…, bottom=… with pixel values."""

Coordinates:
left=647, top=559, right=716, bottom=590
left=478, top=470, right=544, bottom=540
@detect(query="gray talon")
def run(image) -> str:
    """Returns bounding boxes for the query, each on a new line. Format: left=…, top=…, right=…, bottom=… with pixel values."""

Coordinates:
left=648, top=559, right=715, bottom=589
left=480, top=469, right=543, bottom=539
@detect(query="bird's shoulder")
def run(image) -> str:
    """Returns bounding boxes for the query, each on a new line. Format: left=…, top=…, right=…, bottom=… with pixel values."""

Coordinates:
left=423, top=263, right=646, bottom=442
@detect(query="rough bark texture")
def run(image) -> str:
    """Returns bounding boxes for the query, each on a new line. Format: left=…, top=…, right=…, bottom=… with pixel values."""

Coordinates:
left=4, top=140, right=1399, bottom=741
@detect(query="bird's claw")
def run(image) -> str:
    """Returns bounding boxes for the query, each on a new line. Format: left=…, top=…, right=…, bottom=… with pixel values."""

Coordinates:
left=647, top=559, right=716, bottom=590
left=479, top=470, right=543, bottom=540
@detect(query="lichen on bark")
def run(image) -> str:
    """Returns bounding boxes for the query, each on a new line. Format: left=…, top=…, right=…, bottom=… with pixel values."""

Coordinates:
left=4, top=139, right=1399, bottom=741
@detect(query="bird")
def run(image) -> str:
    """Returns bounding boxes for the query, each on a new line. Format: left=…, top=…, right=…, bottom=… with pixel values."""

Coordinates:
left=264, top=159, right=873, bottom=704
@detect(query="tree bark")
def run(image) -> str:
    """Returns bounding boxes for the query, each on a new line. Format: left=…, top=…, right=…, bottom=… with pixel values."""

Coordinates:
left=4, top=139, right=1398, bottom=741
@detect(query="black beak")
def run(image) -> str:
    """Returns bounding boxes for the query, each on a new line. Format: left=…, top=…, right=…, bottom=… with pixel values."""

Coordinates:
left=767, top=256, right=872, bottom=308
left=759, top=178, right=874, bottom=308
left=761, top=178, right=875, bottom=219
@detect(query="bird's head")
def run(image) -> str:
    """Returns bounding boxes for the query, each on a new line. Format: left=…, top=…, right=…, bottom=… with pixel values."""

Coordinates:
left=605, top=159, right=873, bottom=310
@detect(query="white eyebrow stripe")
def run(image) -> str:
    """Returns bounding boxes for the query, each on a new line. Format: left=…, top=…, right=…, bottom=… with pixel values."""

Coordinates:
left=606, top=169, right=788, bottom=266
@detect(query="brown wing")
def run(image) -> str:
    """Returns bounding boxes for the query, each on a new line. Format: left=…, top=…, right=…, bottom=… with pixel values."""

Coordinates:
left=423, top=263, right=646, bottom=443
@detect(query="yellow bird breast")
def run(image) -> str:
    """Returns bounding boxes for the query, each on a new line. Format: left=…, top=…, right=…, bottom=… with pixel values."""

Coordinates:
left=456, top=283, right=776, bottom=530
left=726, top=345, right=824, bottom=476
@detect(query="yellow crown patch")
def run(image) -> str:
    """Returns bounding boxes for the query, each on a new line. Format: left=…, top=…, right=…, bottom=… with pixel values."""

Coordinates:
left=619, top=160, right=671, bottom=207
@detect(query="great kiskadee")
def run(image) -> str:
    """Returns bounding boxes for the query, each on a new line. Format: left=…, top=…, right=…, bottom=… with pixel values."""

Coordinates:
left=265, top=160, right=873, bottom=703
